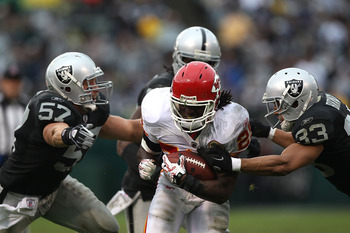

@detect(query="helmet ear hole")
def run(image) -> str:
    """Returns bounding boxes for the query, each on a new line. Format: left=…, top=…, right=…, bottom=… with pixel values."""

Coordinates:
left=64, top=86, right=71, bottom=93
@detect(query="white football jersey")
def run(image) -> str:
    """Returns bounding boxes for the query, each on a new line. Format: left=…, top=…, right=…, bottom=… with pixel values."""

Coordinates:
left=141, top=87, right=251, bottom=155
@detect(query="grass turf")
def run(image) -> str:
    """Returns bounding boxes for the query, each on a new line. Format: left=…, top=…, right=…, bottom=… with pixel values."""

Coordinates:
left=30, top=205, right=350, bottom=233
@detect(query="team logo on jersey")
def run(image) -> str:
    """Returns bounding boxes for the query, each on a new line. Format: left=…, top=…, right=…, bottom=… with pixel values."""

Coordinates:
left=285, top=79, right=303, bottom=97
left=301, top=117, right=313, bottom=126
left=26, top=198, right=37, bottom=209
left=56, top=65, right=73, bottom=84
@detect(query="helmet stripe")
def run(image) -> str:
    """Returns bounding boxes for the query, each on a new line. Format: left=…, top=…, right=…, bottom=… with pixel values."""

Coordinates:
left=200, top=28, right=207, bottom=51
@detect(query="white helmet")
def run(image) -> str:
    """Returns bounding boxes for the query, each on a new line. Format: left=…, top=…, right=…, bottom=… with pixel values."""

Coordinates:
left=263, top=67, right=319, bottom=129
left=45, top=52, right=112, bottom=111
left=172, top=26, right=221, bottom=74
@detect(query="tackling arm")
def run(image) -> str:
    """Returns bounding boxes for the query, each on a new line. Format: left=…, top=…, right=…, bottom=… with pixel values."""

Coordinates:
left=250, top=118, right=295, bottom=148
left=99, top=115, right=143, bottom=143
left=116, top=106, right=141, bottom=156
left=239, top=143, right=324, bottom=175
left=43, top=122, right=69, bottom=147
left=271, top=129, right=295, bottom=148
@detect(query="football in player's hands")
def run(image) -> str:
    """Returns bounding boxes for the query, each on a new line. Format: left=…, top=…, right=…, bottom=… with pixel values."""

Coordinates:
left=198, top=146, right=232, bottom=172
left=166, top=151, right=216, bottom=180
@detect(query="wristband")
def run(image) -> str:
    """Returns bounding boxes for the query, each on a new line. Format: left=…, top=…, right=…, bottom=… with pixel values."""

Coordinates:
left=61, top=127, right=73, bottom=145
left=268, top=128, right=276, bottom=140
left=231, top=158, right=241, bottom=172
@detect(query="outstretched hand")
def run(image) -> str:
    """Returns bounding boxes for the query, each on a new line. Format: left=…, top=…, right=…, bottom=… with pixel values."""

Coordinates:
left=246, top=137, right=261, bottom=157
left=198, top=146, right=232, bottom=172
left=61, top=123, right=96, bottom=149
left=250, top=118, right=271, bottom=138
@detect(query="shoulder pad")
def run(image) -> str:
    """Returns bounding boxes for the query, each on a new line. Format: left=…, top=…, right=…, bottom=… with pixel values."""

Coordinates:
left=141, top=87, right=170, bottom=125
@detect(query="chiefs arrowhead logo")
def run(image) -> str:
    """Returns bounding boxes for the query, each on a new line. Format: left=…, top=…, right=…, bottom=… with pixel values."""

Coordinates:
left=211, top=74, right=221, bottom=93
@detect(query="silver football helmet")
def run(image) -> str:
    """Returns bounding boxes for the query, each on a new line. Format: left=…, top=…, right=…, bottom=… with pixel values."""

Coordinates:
left=45, top=52, right=112, bottom=111
left=263, top=67, right=319, bottom=130
left=172, top=26, right=221, bottom=74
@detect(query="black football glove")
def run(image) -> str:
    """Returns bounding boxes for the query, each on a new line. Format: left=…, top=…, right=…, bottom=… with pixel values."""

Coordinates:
left=246, top=137, right=261, bottom=157
left=250, top=118, right=271, bottom=138
left=198, top=146, right=232, bottom=173
left=61, top=123, right=96, bottom=150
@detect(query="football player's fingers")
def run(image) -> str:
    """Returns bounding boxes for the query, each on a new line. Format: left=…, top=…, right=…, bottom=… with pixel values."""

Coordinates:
left=178, top=155, right=185, bottom=167
left=161, top=156, right=168, bottom=169
left=81, top=126, right=95, bottom=137
left=85, top=123, right=94, bottom=130
left=162, top=155, right=171, bottom=166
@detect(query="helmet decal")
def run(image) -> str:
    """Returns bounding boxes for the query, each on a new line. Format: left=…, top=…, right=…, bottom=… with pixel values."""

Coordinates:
left=200, top=27, right=207, bottom=50
left=55, top=65, right=73, bottom=84
left=212, top=74, right=221, bottom=93
left=285, top=79, right=303, bottom=98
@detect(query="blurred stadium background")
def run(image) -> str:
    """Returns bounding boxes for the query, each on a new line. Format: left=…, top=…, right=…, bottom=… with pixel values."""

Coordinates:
left=1, top=0, right=350, bottom=231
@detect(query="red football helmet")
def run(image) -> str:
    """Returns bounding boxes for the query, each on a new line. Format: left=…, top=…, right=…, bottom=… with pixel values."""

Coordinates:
left=170, top=61, right=221, bottom=133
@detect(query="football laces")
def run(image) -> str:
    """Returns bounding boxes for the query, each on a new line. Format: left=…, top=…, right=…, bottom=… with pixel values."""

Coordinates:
left=185, top=157, right=206, bottom=169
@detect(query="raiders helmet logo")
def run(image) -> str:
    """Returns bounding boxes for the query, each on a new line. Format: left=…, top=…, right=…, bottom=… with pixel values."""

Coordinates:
left=285, top=79, right=303, bottom=97
left=55, top=66, right=73, bottom=84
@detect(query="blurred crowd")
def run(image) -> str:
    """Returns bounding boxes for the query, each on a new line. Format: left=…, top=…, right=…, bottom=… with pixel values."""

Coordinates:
left=2, top=0, right=350, bottom=116
left=1, top=0, right=350, bottom=202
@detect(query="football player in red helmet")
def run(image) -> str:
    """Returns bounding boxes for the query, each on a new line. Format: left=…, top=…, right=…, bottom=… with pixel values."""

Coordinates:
left=108, top=26, right=226, bottom=233
left=137, top=61, right=251, bottom=232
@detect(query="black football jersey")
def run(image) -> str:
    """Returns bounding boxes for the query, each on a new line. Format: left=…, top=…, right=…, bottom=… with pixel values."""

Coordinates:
left=292, top=92, right=350, bottom=196
left=137, top=70, right=174, bottom=106
left=0, top=90, right=109, bottom=196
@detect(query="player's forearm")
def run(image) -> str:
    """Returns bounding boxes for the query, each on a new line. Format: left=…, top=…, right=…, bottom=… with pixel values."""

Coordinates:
left=99, top=116, right=143, bottom=143
left=233, top=155, right=291, bottom=176
left=43, top=122, right=69, bottom=147
left=180, top=173, right=236, bottom=204
left=271, top=129, right=294, bottom=148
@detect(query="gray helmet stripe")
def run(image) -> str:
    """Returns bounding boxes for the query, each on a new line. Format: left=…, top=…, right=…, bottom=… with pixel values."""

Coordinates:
left=200, top=28, right=207, bottom=51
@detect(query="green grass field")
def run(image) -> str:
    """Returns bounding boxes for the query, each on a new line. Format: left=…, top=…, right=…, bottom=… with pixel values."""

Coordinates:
left=30, top=205, right=350, bottom=233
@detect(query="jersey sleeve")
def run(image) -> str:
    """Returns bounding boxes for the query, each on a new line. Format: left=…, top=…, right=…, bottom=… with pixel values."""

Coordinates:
left=225, top=105, right=251, bottom=155
left=33, top=92, right=80, bottom=131
left=140, top=88, right=171, bottom=148
left=200, top=102, right=251, bottom=156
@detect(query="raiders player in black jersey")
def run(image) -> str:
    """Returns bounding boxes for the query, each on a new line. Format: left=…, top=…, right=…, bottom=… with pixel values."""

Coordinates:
left=107, top=26, right=222, bottom=233
left=202, top=67, right=350, bottom=197
left=0, top=52, right=143, bottom=233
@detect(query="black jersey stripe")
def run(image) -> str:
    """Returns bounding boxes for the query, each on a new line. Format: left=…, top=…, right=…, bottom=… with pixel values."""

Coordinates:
left=200, top=28, right=207, bottom=51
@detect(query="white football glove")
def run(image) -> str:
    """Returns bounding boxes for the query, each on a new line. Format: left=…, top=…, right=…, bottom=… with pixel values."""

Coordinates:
left=61, top=123, right=95, bottom=150
left=162, top=154, right=186, bottom=185
left=138, top=159, right=156, bottom=180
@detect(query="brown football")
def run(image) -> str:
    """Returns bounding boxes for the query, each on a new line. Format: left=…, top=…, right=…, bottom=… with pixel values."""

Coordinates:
left=166, top=150, right=216, bottom=180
